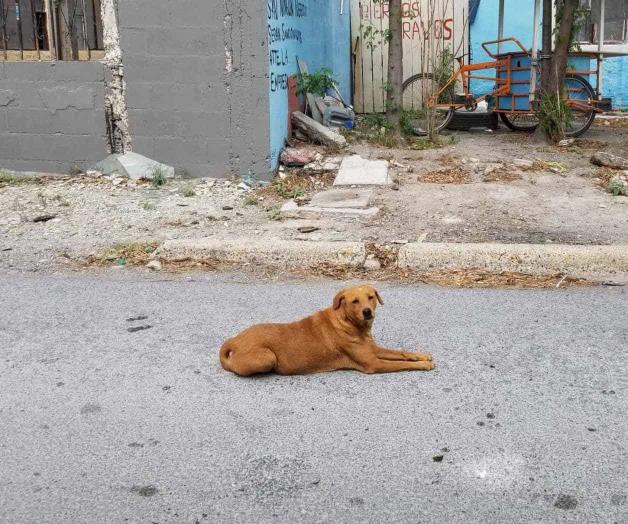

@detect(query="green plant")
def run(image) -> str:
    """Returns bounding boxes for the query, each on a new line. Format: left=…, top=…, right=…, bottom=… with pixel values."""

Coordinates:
left=0, top=170, right=43, bottom=187
left=150, top=168, right=167, bottom=188
left=297, top=68, right=336, bottom=97
left=268, top=206, right=283, bottom=221
left=537, top=92, right=573, bottom=143
left=608, top=178, right=628, bottom=196
left=244, top=195, right=259, bottom=206
left=181, top=186, right=196, bottom=197
left=365, top=113, right=386, bottom=128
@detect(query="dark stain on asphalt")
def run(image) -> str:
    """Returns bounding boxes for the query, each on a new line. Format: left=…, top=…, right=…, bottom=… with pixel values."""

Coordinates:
left=477, top=421, right=485, bottom=427
left=611, top=493, right=627, bottom=506
left=349, top=497, right=365, bottom=505
left=601, top=389, right=616, bottom=395
left=127, top=325, right=152, bottom=333
left=486, top=412, right=495, bottom=419
left=80, top=403, right=102, bottom=415
left=554, top=494, right=578, bottom=510
left=128, top=442, right=144, bottom=448
left=56, top=381, right=64, bottom=387
left=587, top=427, right=597, bottom=432
left=127, top=315, right=148, bottom=322
left=131, top=485, right=158, bottom=497
left=432, top=455, right=444, bottom=462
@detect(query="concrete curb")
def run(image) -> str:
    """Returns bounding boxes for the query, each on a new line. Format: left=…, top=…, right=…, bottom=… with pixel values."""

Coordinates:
left=155, top=237, right=628, bottom=280
left=155, top=237, right=366, bottom=268
left=397, top=242, right=628, bottom=278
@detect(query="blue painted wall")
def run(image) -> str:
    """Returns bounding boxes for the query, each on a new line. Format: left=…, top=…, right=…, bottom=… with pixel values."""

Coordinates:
left=268, top=0, right=351, bottom=169
left=470, top=0, right=628, bottom=109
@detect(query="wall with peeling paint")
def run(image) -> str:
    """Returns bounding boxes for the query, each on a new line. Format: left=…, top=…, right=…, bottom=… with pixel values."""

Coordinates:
left=0, top=61, right=108, bottom=173
left=268, top=0, right=351, bottom=169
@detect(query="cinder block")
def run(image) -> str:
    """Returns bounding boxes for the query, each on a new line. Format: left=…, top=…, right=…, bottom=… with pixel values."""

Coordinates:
left=15, top=133, right=89, bottom=161
left=2, top=62, right=54, bottom=82
left=7, top=108, right=54, bottom=133
left=81, top=135, right=109, bottom=161
left=0, top=158, right=68, bottom=174
left=128, top=109, right=179, bottom=137
left=120, top=28, right=149, bottom=55
left=39, top=85, right=96, bottom=111
left=152, top=136, right=208, bottom=163
left=52, top=109, right=103, bottom=135
left=145, top=27, right=222, bottom=57
left=51, top=61, right=105, bottom=83
left=118, top=0, right=162, bottom=27
left=0, top=133, right=20, bottom=158
left=130, top=136, right=155, bottom=158
left=125, top=82, right=152, bottom=110
left=0, top=109, right=7, bottom=132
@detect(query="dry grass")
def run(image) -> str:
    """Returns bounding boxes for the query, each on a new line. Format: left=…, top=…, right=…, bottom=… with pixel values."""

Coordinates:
left=594, top=117, right=628, bottom=129
left=593, top=167, right=618, bottom=187
left=255, top=172, right=335, bottom=203
left=87, top=241, right=160, bottom=266
left=417, top=167, right=471, bottom=184
left=483, top=168, right=522, bottom=183
left=290, top=264, right=593, bottom=289
left=0, top=171, right=44, bottom=187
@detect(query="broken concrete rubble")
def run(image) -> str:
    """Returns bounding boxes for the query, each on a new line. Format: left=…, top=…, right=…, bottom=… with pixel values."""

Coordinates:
left=334, top=155, right=392, bottom=186
left=280, top=148, right=318, bottom=167
left=94, top=152, right=175, bottom=180
left=291, top=111, right=347, bottom=148
left=590, top=151, right=628, bottom=170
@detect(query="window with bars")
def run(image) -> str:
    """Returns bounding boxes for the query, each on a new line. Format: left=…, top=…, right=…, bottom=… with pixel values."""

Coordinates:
left=0, top=0, right=103, bottom=61
left=576, top=0, right=628, bottom=45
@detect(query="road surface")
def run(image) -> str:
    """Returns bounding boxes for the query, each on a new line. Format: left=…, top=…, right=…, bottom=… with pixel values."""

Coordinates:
left=1, top=271, right=626, bottom=523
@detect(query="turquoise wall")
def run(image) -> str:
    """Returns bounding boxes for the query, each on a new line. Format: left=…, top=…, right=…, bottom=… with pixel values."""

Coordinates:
left=268, top=0, right=351, bottom=169
left=470, top=0, right=628, bottom=109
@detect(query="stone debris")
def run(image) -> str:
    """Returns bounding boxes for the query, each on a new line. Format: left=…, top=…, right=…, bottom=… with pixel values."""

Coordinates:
left=364, top=255, right=381, bottom=271
left=310, top=189, right=372, bottom=209
left=334, top=155, right=392, bottom=186
left=590, top=151, right=628, bottom=170
left=280, top=148, right=319, bottom=167
left=512, top=158, right=534, bottom=169
left=146, top=260, right=162, bottom=271
left=94, top=151, right=175, bottom=180
left=558, top=138, right=575, bottom=147
left=291, top=111, right=347, bottom=148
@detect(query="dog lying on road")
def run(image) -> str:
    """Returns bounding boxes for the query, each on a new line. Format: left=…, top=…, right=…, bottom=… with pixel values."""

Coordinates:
left=220, top=285, right=434, bottom=376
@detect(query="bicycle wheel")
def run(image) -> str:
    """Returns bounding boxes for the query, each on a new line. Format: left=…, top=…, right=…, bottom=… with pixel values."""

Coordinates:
left=563, top=75, right=596, bottom=137
left=499, top=112, right=539, bottom=132
left=402, top=73, right=454, bottom=136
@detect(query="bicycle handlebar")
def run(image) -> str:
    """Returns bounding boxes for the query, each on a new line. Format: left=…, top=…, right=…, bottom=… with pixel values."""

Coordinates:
left=481, top=37, right=529, bottom=58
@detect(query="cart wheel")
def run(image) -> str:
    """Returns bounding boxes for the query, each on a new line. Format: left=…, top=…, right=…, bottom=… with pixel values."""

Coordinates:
left=499, top=112, right=539, bottom=132
left=563, top=75, right=596, bottom=137
left=402, top=73, right=454, bottom=136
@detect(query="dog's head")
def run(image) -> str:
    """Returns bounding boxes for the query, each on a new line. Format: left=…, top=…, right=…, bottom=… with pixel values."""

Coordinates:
left=332, top=285, right=384, bottom=327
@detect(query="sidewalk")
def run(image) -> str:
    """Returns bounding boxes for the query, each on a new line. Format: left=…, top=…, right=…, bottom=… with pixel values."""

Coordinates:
left=1, top=120, right=627, bottom=284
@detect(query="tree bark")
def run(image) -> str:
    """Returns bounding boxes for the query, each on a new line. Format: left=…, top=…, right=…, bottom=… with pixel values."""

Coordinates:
left=546, top=0, right=579, bottom=96
left=386, top=0, right=403, bottom=130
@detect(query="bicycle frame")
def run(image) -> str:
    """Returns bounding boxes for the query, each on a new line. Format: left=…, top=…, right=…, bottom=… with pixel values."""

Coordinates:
left=426, top=37, right=603, bottom=114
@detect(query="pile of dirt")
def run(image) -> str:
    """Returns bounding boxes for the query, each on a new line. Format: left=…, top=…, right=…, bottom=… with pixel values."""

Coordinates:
left=417, top=167, right=471, bottom=184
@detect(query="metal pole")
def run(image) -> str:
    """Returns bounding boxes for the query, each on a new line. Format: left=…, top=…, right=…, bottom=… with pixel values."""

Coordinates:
left=529, top=0, right=541, bottom=102
left=497, top=0, right=504, bottom=55
left=598, top=0, right=605, bottom=100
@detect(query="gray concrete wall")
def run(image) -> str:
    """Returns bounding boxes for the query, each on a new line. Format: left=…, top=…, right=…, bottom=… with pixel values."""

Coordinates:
left=0, top=61, right=108, bottom=173
left=118, top=0, right=270, bottom=179
left=1, top=0, right=271, bottom=179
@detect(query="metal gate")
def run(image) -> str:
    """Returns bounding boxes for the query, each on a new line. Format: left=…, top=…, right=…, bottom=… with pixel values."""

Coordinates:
left=351, top=0, right=468, bottom=113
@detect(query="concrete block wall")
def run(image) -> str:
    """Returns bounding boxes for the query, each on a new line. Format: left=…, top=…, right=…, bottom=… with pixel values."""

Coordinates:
left=118, top=0, right=270, bottom=179
left=0, top=61, right=108, bottom=173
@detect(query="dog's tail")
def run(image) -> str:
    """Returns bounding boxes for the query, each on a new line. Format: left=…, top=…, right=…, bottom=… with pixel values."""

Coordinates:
left=219, top=341, right=235, bottom=371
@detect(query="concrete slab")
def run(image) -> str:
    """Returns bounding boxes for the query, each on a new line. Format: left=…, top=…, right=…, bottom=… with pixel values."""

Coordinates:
left=310, top=189, right=373, bottom=209
left=334, top=155, right=391, bottom=186
left=93, top=152, right=175, bottom=180
left=281, top=200, right=379, bottom=219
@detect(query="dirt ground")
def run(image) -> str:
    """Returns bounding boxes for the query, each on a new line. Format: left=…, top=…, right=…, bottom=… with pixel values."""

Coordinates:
left=1, top=118, right=627, bottom=272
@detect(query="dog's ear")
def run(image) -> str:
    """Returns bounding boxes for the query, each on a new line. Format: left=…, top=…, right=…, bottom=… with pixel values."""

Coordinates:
left=333, top=289, right=345, bottom=310
left=374, top=289, right=384, bottom=305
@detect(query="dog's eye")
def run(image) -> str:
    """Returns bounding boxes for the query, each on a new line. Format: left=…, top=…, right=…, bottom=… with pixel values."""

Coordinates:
left=368, top=295, right=374, bottom=300
left=352, top=299, right=359, bottom=304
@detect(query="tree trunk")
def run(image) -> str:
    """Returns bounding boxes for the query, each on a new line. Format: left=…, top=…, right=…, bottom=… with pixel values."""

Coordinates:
left=547, top=0, right=579, bottom=96
left=386, top=0, right=403, bottom=131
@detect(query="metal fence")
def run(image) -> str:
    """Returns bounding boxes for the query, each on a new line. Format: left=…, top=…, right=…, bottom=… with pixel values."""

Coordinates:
left=0, top=0, right=103, bottom=60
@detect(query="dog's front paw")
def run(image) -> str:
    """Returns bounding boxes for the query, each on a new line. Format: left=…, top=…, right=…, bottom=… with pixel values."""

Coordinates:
left=412, top=352, right=432, bottom=361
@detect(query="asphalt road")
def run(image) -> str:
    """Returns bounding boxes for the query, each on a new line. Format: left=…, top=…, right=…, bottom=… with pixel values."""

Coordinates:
left=1, top=271, right=627, bottom=524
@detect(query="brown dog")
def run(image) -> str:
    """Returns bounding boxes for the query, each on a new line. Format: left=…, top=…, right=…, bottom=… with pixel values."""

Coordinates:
left=219, top=285, right=434, bottom=376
